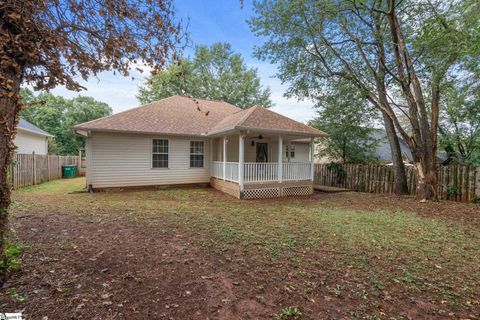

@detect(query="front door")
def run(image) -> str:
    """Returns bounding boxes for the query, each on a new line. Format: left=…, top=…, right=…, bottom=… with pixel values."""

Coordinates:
left=256, top=143, right=268, bottom=163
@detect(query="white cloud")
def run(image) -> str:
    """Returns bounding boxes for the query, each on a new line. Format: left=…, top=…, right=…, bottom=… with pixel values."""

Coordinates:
left=270, top=92, right=316, bottom=123
left=50, top=70, right=149, bottom=113
left=251, top=62, right=317, bottom=122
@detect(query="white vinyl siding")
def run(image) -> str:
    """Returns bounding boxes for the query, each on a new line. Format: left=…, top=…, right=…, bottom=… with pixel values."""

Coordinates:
left=14, top=129, right=48, bottom=155
left=86, top=132, right=211, bottom=188
left=282, top=143, right=309, bottom=162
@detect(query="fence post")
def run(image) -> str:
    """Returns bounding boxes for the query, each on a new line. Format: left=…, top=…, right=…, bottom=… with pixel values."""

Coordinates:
left=47, top=154, right=51, bottom=181
left=476, top=167, right=480, bottom=200
left=32, top=151, right=36, bottom=185
left=10, top=155, right=14, bottom=189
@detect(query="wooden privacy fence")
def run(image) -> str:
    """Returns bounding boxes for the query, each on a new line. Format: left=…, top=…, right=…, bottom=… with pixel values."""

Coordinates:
left=9, top=153, right=84, bottom=190
left=314, top=163, right=480, bottom=202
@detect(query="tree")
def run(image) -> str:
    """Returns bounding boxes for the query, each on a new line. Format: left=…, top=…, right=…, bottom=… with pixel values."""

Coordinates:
left=311, top=80, right=379, bottom=164
left=138, top=42, right=272, bottom=108
left=0, top=0, right=183, bottom=282
left=439, top=78, right=480, bottom=165
left=20, top=89, right=69, bottom=151
left=62, top=96, right=112, bottom=155
left=20, top=89, right=112, bottom=155
left=249, top=0, right=479, bottom=200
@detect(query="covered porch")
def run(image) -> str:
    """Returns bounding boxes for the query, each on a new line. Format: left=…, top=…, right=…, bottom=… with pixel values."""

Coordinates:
left=204, top=105, right=326, bottom=199
left=209, top=132, right=316, bottom=199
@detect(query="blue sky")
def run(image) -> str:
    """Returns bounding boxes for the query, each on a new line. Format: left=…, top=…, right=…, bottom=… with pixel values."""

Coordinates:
left=51, top=0, right=316, bottom=122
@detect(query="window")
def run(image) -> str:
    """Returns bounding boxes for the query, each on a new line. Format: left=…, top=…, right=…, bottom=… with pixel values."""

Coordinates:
left=286, top=145, right=295, bottom=158
left=152, top=139, right=168, bottom=168
left=190, top=141, right=204, bottom=168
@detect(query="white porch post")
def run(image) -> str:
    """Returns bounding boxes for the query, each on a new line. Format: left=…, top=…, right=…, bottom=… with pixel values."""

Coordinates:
left=278, top=136, right=283, bottom=182
left=239, top=134, right=244, bottom=192
left=223, top=136, right=227, bottom=181
left=310, top=137, right=315, bottom=181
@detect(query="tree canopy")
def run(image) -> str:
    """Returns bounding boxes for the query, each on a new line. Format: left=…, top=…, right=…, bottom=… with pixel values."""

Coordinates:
left=249, top=0, right=480, bottom=200
left=21, top=89, right=112, bottom=155
left=311, top=80, right=379, bottom=164
left=439, top=78, right=480, bottom=165
left=138, top=43, right=272, bottom=108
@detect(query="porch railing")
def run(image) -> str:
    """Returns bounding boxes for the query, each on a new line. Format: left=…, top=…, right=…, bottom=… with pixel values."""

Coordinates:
left=244, top=162, right=278, bottom=182
left=211, top=161, right=223, bottom=180
left=282, top=162, right=311, bottom=181
left=211, top=161, right=239, bottom=182
left=225, top=162, right=239, bottom=182
left=211, top=161, right=312, bottom=183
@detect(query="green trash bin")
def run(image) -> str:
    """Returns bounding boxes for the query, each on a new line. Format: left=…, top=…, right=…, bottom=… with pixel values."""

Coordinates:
left=62, top=164, right=78, bottom=178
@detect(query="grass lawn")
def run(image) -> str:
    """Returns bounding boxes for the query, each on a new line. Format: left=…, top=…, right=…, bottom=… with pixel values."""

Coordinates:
left=1, top=177, right=479, bottom=319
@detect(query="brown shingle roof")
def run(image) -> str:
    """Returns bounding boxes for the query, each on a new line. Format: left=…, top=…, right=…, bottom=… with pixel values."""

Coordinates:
left=207, top=105, right=327, bottom=137
left=74, top=96, right=327, bottom=137
left=74, top=96, right=241, bottom=135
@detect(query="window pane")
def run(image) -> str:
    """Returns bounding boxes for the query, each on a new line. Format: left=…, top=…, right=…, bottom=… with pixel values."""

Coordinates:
left=190, top=154, right=204, bottom=168
left=190, top=141, right=204, bottom=154
left=153, top=139, right=168, bottom=153
left=152, top=153, right=168, bottom=168
left=190, top=141, right=204, bottom=167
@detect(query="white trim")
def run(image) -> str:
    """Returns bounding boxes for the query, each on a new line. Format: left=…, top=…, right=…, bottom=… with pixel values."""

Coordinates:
left=239, top=134, right=245, bottom=192
left=17, top=127, right=53, bottom=138
left=310, top=137, right=315, bottom=181
left=151, top=138, right=170, bottom=169
left=189, top=140, right=205, bottom=168
left=278, top=136, right=283, bottom=183
left=222, top=136, right=227, bottom=181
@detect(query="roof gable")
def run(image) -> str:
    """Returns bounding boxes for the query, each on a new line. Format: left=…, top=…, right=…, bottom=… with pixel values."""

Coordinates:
left=207, top=105, right=326, bottom=136
left=18, top=118, right=53, bottom=137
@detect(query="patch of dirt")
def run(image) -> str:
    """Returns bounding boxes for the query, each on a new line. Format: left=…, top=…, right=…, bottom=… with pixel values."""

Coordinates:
left=1, top=213, right=274, bottom=319
left=310, top=191, right=480, bottom=225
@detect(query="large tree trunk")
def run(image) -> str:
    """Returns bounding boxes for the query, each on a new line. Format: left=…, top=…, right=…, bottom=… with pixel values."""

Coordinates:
left=381, top=112, right=409, bottom=194
left=0, top=66, right=23, bottom=283
left=415, top=160, right=438, bottom=202
left=370, top=14, right=409, bottom=195
left=386, top=1, right=438, bottom=201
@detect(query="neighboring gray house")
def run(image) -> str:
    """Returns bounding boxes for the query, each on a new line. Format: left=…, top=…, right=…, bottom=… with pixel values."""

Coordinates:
left=316, top=129, right=446, bottom=165
left=370, top=130, right=413, bottom=163
left=14, top=118, right=52, bottom=155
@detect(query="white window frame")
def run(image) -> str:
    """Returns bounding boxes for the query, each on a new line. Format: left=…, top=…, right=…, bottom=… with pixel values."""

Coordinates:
left=189, top=140, right=205, bottom=168
left=286, top=145, right=295, bottom=158
left=152, top=139, right=169, bottom=169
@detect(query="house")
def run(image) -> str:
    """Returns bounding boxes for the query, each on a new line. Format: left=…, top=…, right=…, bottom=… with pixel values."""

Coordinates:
left=315, top=129, right=413, bottom=165
left=315, top=129, right=447, bottom=166
left=74, top=96, right=327, bottom=199
left=369, top=130, right=413, bottom=164
left=14, top=118, right=52, bottom=155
